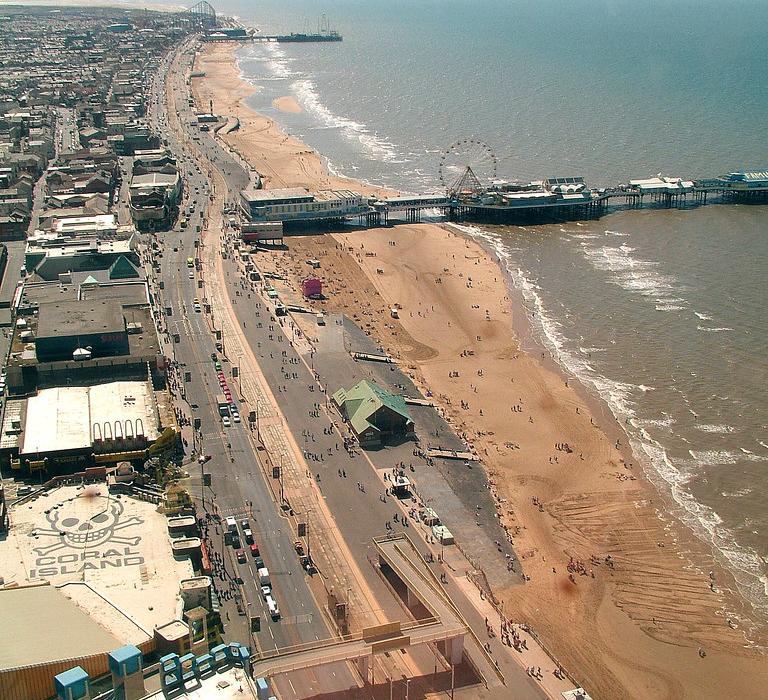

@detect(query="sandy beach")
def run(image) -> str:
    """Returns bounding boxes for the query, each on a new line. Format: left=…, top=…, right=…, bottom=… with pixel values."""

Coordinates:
left=192, top=45, right=392, bottom=198
left=194, top=42, right=768, bottom=699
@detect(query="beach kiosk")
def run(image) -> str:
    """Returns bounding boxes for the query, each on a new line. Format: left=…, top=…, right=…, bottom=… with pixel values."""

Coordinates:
left=392, top=474, right=412, bottom=497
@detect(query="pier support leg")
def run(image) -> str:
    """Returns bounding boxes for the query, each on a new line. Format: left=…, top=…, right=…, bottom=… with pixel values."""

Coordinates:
left=356, top=655, right=370, bottom=683
left=445, top=635, right=464, bottom=665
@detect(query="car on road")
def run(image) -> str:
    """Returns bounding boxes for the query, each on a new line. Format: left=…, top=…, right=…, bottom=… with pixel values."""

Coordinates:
left=244, top=528, right=253, bottom=544
left=222, top=415, right=231, bottom=428
left=236, top=548, right=246, bottom=564
left=250, top=543, right=260, bottom=557
left=261, top=585, right=271, bottom=600
left=188, top=271, right=194, bottom=279
left=194, top=304, right=201, bottom=313
left=266, top=595, right=280, bottom=620
left=232, top=412, right=241, bottom=424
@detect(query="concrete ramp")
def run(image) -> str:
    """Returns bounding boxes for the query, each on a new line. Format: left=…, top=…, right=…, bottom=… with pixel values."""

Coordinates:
left=249, top=534, right=476, bottom=681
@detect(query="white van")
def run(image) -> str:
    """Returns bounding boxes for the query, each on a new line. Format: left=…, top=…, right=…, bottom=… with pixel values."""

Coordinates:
left=266, top=594, right=280, bottom=619
left=226, top=517, right=237, bottom=532
left=258, top=567, right=270, bottom=586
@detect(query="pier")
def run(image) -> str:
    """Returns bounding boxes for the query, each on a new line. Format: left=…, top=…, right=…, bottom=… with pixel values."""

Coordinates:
left=239, top=158, right=767, bottom=231
left=252, top=32, right=342, bottom=43
left=370, top=170, right=768, bottom=227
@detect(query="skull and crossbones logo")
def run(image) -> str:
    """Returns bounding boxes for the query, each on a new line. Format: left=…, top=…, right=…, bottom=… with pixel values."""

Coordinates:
left=30, top=494, right=144, bottom=556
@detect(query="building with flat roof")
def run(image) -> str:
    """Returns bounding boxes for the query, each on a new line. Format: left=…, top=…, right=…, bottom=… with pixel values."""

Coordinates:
left=0, top=585, right=125, bottom=700
left=24, top=237, right=139, bottom=280
left=50, top=645, right=258, bottom=700
left=0, top=482, right=204, bottom=700
left=240, top=186, right=367, bottom=226
left=129, top=159, right=181, bottom=231
left=6, top=278, right=161, bottom=397
left=50, top=213, right=118, bottom=238
left=0, top=379, right=163, bottom=471
left=36, top=298, right=129, bottom=361
left=722, top=170, right=768, bottom=190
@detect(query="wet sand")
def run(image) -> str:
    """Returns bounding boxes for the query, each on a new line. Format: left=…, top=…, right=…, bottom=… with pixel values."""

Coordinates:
left=195, top=41, right=768, bottom=700
left=272, top=95, right=302, bottom=113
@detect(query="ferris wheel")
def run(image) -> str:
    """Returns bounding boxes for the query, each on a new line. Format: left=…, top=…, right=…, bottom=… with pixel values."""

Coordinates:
left=438, top=139, right=498, bottom=196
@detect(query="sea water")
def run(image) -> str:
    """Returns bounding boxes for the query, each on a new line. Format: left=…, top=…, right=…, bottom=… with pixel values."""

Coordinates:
left=171, top=0, right=768, bottom=619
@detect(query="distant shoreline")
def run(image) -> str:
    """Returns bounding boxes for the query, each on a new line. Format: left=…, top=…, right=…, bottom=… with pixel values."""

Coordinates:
left=0, top=1, right=185, bottom=12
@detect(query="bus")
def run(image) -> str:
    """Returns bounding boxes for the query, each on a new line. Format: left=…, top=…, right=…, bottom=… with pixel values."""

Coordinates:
left=186, top=257, right=194, bottom=269
left=216, top=394, right=230, bottom=416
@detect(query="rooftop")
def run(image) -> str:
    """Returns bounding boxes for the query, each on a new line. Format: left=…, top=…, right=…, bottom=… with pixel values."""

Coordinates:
left=52, top=213, right=116, bottom=234
left=241, top=186, right=311, bottom=203
left=36, top=297, right=124, bottom=339
left=0, top=484, right=191, bottom=644
left=0, top=585, right=122, bottom=669
left=130, top=172, right=179, bottom=188
left=20, top=380, right=160, bottom=454
left=332, top=379, right=412, bottom=436
left=314, top=188, right=362, bottom=201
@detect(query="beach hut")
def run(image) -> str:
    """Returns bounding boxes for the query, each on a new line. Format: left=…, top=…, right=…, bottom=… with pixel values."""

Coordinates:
left=301, top=276, right=323, bottom=299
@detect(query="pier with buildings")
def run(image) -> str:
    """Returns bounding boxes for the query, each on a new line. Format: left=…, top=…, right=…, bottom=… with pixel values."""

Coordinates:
left=237, top=170, right=768, bottom=232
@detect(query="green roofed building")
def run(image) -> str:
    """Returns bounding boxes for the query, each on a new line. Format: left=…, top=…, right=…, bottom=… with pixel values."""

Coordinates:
left=109, top=254, right=140, bottom=280
left=332, top=379, right=414, bottom=447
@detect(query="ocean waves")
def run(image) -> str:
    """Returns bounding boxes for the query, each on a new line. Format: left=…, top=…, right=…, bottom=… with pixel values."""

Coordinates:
left=291, top=78, right=401, bottom=163
left=579, top=239, right=686, bottom=310
left=240, top=43, right=405, bottom=167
